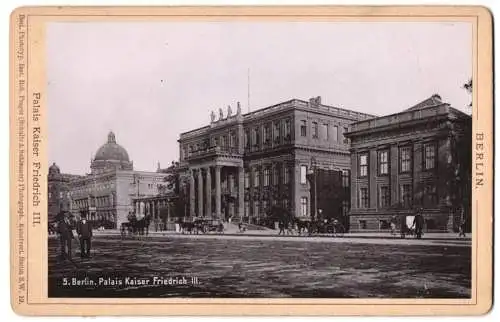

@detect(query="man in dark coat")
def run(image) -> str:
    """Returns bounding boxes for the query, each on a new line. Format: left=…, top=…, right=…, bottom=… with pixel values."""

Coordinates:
left=413, top=208, right=425, bottom=239
left=76, top=216, right=93, bottom=258
left=57, top=212, right=74, bottom=259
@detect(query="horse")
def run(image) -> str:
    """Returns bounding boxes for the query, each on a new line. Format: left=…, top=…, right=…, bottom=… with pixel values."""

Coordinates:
left=294, top=218, right=310, bottom=236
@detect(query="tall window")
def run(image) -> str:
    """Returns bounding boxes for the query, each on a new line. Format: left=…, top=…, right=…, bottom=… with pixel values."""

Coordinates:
left=312, top=122, right=319, bottom=138
left=254, top=201, right=260, bottom=218
left=300, top=197, right=308, bottom=216
left=300, top=120, right=307, bottom=137
left=283, top=198, right=290, bottom=210
left=230, top=132, right=236, bottom=148
left=283, top=166, right=290, bottom=184
left=343, top=127, right=349, bottom=143
left=263, top=168, right=271, bottom=187
left=274, top=121, right=280, bottom=143
left=359, top=154, right=368, bottom=177
left=253, top=128, right=260, bottom=148
left=244, top=171, right=250, bottom=188
left=341, top=170, right=350, bottom=188
left=378, top=150, right=389, bottom=175
left=220, top=136, right=226, bottom=149
left=359, top=188, right=369, bottom=208
left=399, top=146, right=412, bottom=173
left=262, top=200, right=269, bottom=214
left=244, top=201, right=250, bottom=217
left=273, top=166, right=279, bottom=185
left=244, top=130, right=250, bottom=149
left=424, top=143, right=436, bottom=170
left=284, top=119, right=291, bottom=139
left=400, top=184, right=412, bottom=208
left=333, top=125, right=338, bottom=141
left=254, top=169, right=260, bottom=187
left=300, top=165, right=308, bottom=184
left=322, top=123, right=329, bottom=140
left=379, top=186, right=390, bottom=207
left=263, top=125, right=271, bottom=145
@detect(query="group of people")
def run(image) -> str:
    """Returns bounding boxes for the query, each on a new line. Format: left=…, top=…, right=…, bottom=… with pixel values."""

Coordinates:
left=56, top=212, right=93, bottom=260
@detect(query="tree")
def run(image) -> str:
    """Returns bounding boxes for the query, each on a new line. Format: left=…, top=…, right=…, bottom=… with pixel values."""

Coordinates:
left=159, top=161, right=186, bottom=219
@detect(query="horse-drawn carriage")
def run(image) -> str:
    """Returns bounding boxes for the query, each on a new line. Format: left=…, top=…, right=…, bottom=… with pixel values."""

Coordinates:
left=120, top=212, right=151, bottom=237
left=179, top=218, right=224, bottom=235
left=292, top=217, right=345, bottom=237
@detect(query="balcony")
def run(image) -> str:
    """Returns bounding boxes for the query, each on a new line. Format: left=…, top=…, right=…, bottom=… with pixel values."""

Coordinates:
left=185, top=146, right=242, bottom=161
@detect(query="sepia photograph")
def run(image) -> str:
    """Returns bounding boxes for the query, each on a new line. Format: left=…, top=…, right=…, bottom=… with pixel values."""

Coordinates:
left=44, top=19, right=475, bottom=299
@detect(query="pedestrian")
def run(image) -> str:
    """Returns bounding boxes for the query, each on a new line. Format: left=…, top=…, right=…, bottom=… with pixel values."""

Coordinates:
left=57, top=212, right=75, bottom=260
left=278, top=220, right=285, bottom=235
left=413, top=208, right=425, bottom=239
left=458, top=208, right=467, bottom=238
left=390, top=216, right=397, bottom=236
left=76, top=216, right=93, bottom=258
left=400, top=214, right=407, bottom=239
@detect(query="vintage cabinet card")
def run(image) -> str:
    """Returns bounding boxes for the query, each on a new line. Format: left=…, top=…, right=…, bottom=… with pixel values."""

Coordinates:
left=9, top=5, right=493, bottom=316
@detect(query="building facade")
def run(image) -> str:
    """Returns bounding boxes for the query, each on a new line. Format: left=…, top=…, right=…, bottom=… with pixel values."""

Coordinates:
left=178, top=97, right=374, bottom=225
left=49, top=132, right=166, bottom=229
left=345, top=95, right=472, bottom=232
left=47, top=163, right=83, bottom=222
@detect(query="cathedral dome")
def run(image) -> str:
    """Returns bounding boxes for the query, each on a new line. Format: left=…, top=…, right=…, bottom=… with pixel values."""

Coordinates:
left=94, top=132, right=130, bottom=163
left=49, top=162, right=60, bottom=175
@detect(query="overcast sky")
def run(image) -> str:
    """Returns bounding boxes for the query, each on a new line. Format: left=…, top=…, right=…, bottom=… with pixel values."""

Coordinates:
left=47, top=21, right=472, bottom=174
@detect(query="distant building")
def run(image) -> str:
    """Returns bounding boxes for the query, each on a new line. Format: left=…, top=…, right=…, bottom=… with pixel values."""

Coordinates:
left=345, top=95, right=472, bottom=232
left=47, top=163, right=83, bottom=222
left=178, top=97, right=375, bottom=225
left=50, top=131, right=166, bottom=229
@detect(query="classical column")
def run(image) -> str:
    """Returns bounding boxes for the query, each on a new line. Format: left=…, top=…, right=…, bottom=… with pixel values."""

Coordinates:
left=215, top=165, right=222, bottom=217
left=189, top=169, right=195, bottom=217
left=197, top=169, right=203, bottom=217
left=238, top=167, right=244, bottom=221
left=206, top=167, right=212, bottom=217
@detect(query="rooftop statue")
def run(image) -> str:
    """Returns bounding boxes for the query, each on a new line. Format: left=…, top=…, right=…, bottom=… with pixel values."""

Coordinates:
left=210, top=110, right=216, bottom=123
left=219, top=108, right=224, bottom=120
left=236, top=102, right=241, bottom=115
left=227, top=105, right=232, bottom=117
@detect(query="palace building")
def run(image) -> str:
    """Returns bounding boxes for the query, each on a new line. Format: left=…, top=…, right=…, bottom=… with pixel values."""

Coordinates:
left=345, top=95, right=472, bottom=232
left=178, top=97, right=375, bottom=225
left=50, top=131, right=166, bottom=228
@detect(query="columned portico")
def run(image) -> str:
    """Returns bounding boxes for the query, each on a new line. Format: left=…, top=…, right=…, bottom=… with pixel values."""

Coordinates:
left=189, top=170, right=195, bottom=216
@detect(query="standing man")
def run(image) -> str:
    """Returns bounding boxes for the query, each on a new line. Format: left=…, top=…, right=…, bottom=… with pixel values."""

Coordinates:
left=57, top=212, right=74, bottom=260
left=413, top=208, right=425, bottom=239
left=77, top=216, right=93, bottom=258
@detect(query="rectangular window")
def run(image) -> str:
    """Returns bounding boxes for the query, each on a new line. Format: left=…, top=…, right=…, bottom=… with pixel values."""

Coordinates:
left=262, top=200, right=269, bottom=214
left=359, top=187, right=369, bottom=208
left=379, top=186, right=390, bottom=207
left=333, top=125, right=338, bottom=141
left=300, top=120, right=307, bottom=137
left=264, top=125, right=271, bottom=146
left=424, top=143, right=436, bottom=170
left=253, top=170, right=260, bottom=187
left=312, top=122, right=319, bottom=138
left=244, top=130, right=250, bottom=149
left=264, top=168, right=270, bottom=187
left=244, top=171, right=250, bottom=188
left=378, top=150, right=389, bottom=175
left=273, top=166, right=279, bottom=185
left=284, top=119, right=291, bottom=139
left=399, top=146, right=412, bottom=173
left=253, top=128, right=260, bottom=148
left=254, top=201, right=260, bottom=217
left=359, top=220, right=367, bottom=230
left=359, top=154, right=368, bottom=177
left=322, top=123, right=329, bottom=140
left=300, top=165, right=308, bottom=184
left=341, top=170, right=350, bottom=188
left=283, top=166, right=290, bottom=184
left=274, top=121, right=280, bottom=143
left=283, top=198, right=290, bottom=210
left=400, top=184, right=412, bottom=208
left=343, top=127, right=349, bottom=143
left=300, top=197, right=308, bottom=216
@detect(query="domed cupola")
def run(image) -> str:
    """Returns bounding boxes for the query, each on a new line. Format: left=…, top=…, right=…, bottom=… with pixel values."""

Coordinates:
left=90, top=131, right=133, bottom=174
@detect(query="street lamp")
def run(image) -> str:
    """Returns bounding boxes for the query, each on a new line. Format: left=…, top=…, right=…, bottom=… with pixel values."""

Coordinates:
left=308, top=157, right=317, bottom=220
